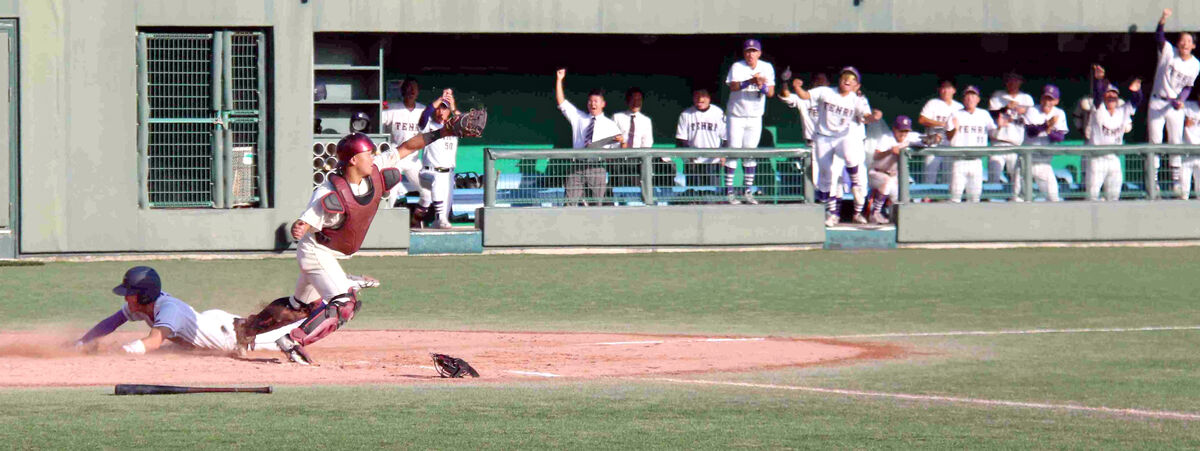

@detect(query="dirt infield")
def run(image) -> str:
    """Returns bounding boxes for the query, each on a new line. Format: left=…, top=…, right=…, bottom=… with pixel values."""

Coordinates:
left=0, top=330, right=900, bottom=387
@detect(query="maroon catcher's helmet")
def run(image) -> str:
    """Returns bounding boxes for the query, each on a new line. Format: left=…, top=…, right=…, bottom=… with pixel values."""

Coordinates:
left=335, top=132, right=374, bottom=166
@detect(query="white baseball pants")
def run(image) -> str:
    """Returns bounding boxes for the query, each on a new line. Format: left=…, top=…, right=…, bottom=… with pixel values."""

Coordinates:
left=419, top=168, right=455, bottom=225
left=1085, top=154, right=1123, bottom=201
left=726, top=116, right=761, bottom=169
left=949, top=157, right=983, bottom=203
left=1175, top=155, right=1200, bottom=199
left=292, top=238, right=354, bottom=305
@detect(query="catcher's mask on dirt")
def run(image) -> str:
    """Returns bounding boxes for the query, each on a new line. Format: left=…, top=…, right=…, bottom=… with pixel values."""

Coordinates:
left=112, top=266, right=162, bottom=305
left=335, top=132, right=375, bottom=167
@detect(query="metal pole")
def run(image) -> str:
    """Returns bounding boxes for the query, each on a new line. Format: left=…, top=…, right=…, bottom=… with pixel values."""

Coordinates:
left=211, top=125, right=225, bottom=208
left=802, top=153, right=815, bottom=203
left=1145, top=151, right=1159, bottom=200
left=211, top=32, right=222, bottom=112
left=222, top=32, right=233, bottom=112
left=223, top=120, right=234, bottom=208
left=1020, top=150, right=1033, bottom=202
left=483, top=149, right=497, bottom=207
left=255, top=33, right=270, bottom=208
left=136, top=34, right=150, bottom=209
left=640, top=155, right=654, bottom=205
left=898, top=150, right=911, bottom=203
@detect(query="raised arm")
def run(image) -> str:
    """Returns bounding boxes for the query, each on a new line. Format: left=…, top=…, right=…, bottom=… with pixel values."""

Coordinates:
left=1091, top=64, right=1107, bottom=108
left=555, top=68, right=567, bottom=106
left=1158, top=9, right=1171, bottom=46
left=1128, top=78, right=1144, bottom=107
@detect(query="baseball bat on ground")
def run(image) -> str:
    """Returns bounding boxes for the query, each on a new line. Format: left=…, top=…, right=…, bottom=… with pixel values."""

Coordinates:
left=114, top=384, right=272, bottom=395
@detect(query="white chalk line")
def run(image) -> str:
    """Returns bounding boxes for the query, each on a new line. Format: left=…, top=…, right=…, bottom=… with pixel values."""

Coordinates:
left=653, top=378, right=1200, bottom=421
left=591, top=337, right=765, bottom=346
left=815, top=325, right=1200, bottom=339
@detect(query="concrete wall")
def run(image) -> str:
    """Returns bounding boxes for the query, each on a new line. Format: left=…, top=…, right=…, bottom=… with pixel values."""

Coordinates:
left=311, top=0, right=1200, bottom=34
left=897, top=202, right=1200, bottom=243
left=478, top=205, right=826, bottom=247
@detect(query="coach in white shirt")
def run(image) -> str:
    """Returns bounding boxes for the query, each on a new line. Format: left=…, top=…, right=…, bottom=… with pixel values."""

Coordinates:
left=613, top=87, right=655, bottom=187
left=555, top=68, right=625, bottom=206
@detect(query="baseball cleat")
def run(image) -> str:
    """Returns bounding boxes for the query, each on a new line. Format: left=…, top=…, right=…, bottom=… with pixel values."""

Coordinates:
left=852, top=212, right=869, bottom=224
left=824, top=214, right=838, bottom=227
left=727, top=193, right=742, bottom=205
left=347, top=274, right=381, bottom=289
left=432, top=220, right=452, bottom=229
left=870, top=212, right=890, bottom=224
left=743, top=190, right=759, bottom=205
left=276, top=335, right=312, bottom=366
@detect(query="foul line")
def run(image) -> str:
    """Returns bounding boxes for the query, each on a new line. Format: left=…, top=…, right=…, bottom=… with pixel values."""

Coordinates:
left=654, top=378, right=1200, bottom=421
left=815, top=325, right=1200, bottom=339
left=591, top=337, right=765, bottom=346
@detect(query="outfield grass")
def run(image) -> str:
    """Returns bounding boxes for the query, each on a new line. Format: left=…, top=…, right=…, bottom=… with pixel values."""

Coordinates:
left=2, top=248, right=1199, bottom=448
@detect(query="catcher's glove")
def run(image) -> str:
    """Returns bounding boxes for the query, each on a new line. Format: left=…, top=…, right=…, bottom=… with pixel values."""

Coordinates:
left=431, top=353, right=480, bottom=378
left=446, top=109, right=487, bottom=138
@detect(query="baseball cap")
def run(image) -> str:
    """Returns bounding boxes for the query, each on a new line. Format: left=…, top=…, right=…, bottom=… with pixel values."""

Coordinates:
left=963, top=85, right=981, bottom=95
left=743, top=39, right=762, bottom=51
left=1105, top=83, right=1120, bottom=94
left=840, top=66, right=862, bottom=80
left=1042, top=84, right=1061, bottom=99
left=1003, top=71, right=1023, bottom=81
left=893, top=115, right=913, bottom=131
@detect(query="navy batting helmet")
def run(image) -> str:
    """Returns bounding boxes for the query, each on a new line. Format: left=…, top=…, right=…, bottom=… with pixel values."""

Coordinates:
left=335, top=132, right=375, bottom=166
left=113, top=266, right=162, bottom=305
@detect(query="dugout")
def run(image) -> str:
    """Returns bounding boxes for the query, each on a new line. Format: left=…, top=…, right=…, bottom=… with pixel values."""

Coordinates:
left=4, top=0, right=1200, bottom=256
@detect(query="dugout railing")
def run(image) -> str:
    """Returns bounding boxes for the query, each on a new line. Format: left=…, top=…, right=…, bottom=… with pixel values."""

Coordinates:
left=901, top=144, right=1200, bottom=203
left=482, top=148, right=813, bottom=207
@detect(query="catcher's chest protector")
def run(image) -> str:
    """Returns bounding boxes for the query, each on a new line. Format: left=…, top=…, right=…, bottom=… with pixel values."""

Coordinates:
left=316, top=165, right=384, bottom=255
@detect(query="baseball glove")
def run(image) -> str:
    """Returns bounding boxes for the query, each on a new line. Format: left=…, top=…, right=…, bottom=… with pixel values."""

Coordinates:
left=431, top=353, right=480, bottom=378
left=446, top=109, right=487, bottom=138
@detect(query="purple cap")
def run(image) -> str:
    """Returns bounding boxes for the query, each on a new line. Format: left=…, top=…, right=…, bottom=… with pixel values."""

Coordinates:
left=893, top=115, right=913, bottom=131
left=963, top=85, right=981, bottom=95
left=839, top=66, right=861, bottom=80
left=743, top=39, right=762, bottom=51
left=1106, top=83, right=1120, bottom=94
left=1042, top=84, right=1060, bottom=99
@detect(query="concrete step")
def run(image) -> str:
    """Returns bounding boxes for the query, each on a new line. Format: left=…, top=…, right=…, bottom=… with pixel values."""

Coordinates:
left=409, top=227, right=483, bottom=255
left=824, top=225, right=897, bottom=250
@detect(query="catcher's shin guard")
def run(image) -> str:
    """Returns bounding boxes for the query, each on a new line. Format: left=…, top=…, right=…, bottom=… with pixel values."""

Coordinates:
left=237, top=296, right=321, bottom=349
left=288, top=291, right=362, bottom=347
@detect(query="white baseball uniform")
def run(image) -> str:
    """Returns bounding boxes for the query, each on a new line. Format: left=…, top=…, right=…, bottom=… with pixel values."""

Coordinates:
left=919, top=97, right=964, bottom=184
left=781, top=92, right=819, bottom=142
left=677, top=105, right=726, bottom=188
left=1177, top=100, right=1200, bottom=199
left=1022, top=105, right=1070, bottom=202
left=119, top=294, right=294, bottom=353
left=1149, top=37, right=1200, bottom=187
left=1086, top=101, right=1136, bottom=201
left=725, top=59, right=775, bottom=170
left=381, top=102, right=427, bottom=206
left=870, top=131, right=924, bottom=201
left=987, top=91, right=1034, bottom=192
left=293, top=147, right=406, bottom=305
left=418, top=115, right=459, bottom=227
left=946, top=108, right=997, bottom=202
left=808, top=86, right=872, bottom=195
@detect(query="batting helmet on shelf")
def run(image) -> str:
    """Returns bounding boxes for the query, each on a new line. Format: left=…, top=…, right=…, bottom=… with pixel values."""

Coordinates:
left=335, top=132, right=375, bottom=167
left=349, top=112, right=370, bottom=133
left=112, top=266, right=162, bottom=305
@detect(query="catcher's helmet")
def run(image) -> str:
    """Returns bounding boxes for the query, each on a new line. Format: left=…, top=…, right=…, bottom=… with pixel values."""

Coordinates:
left=112, top=266, right=162, bottom=305
left=349, top=112, right=370, bottom=133
left=335, top=132, right=375, bottom=166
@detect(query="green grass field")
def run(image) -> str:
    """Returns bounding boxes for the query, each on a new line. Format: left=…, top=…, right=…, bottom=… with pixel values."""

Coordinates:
left=2, top=248, right=1199, bottom=449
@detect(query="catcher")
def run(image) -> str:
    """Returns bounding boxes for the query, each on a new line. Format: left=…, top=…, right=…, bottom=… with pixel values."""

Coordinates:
left=235, top=109, right=486, bottom=365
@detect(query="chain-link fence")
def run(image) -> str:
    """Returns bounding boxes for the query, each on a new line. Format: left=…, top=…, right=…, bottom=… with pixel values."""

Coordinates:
left=902, top=144, right=1200, bottom=203
left=484, top=149, right=811, bottom=207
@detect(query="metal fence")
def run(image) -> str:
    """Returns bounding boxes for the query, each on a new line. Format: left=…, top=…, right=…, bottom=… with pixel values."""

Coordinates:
left=901, top=144, right=1200, bottom=203
left=137, top=31, right=269, bottom=209
left=483, top=148, right=812, bottom=207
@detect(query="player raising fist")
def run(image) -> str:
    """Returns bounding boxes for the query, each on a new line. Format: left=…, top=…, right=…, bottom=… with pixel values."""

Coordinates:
left=791, top=66, right=882, bottom=226
left=1149, top=8, right=1199, bottom=197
